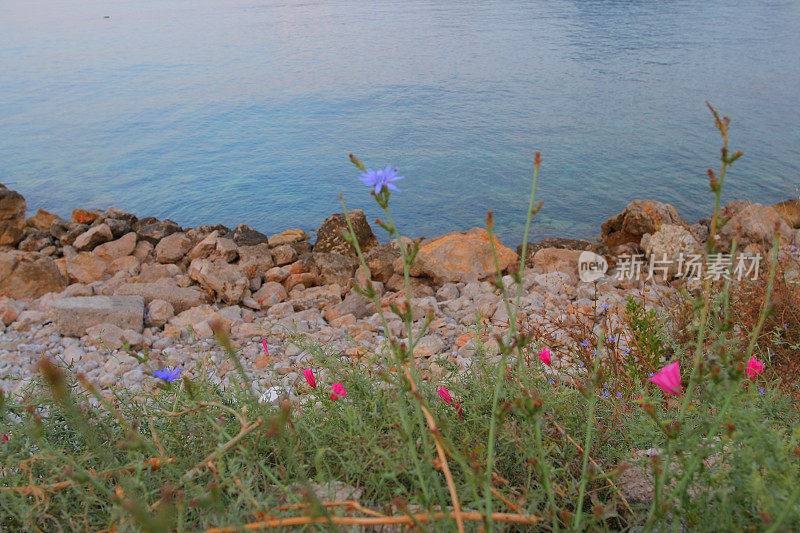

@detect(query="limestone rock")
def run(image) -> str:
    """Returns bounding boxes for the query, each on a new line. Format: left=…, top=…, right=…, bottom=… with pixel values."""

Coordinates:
left=71, top=209, right=101, bottom=225
left=409, top=227, right=518, bottom=283
left=0, top=185, right=27, bottom=247
left=718, top=203, right=791, bottom=250
left=213, top=237, right=239, bottom=263
left=0, top=297, right=25, bottom=326
left=332, top=290, right=375, bottom=319
left=188, top=258, right=249, bottom=304
left=363, top=243, right=400, bottom=282
left=93, top=232, right=138, bottom=262
left=145, top=299, right=175, bottom=328
left=532, top=248, right=582, bottom=276
left=268, top=228, right=309, bottom=248
left=135, top=219, right=181, bottom=245
left=601, top=200, right=685, bottom=247
left=305, top=252, right=358, bottom=287
left=155, top=232, right=193, bottom=263
left=641, top=225, right=701, bottom=278
left=0, top=251, right=66, bottom=299
left=47, top=295, right=145, bottom=336
left=772, top=199, right=800, bottom=229
left=62, top=252, right=108, bottom=284
left=114, top=279, right=208, bottom=314
left=289, top=284, right=342, bottom=311
left=187, top=230, right=219, bottom=261
left=271, top=244, right=298, bottom=266
left=73, top=223, right=113, bottom=251
left=517, top=238, right=597, bottom=268
left=314, top=210, right=377, bottom=256
left=18, top=230, right=53, bottom=252
left=26, top=209, right=62, bottom=232
left=252, top=281, right=288, bottom=309
left=236, top=243, right=275, bottom=281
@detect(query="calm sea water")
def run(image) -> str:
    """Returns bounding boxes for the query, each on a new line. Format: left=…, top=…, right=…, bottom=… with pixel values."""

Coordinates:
left=2, top=0, right=799, bottom=245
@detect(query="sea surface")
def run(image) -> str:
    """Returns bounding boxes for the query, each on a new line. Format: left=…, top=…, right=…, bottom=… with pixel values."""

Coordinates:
left=2, top=0, right=799, bottom=245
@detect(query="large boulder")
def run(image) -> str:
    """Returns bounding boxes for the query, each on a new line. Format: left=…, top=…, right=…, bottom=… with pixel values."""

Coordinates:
left=252, top=281, right=288, bottom=309
left=601, top=200, right=685, bottom=247
left=188, top=258, right=249, bottom=304
left=517, top=238, right=597, bottom=268
left=236, top=243, right=275, bottom=281
left=71, top=209, right=101, bottom=225
left=408, top=227, right=518, bottom=284
left=531, top=248, right=582, bottom=276
left=0, top=185, right=26, bottom=247
left=114, top=279, right=208, bottom=314
left=314, top=210, right=377, bottom=256
left=289, top=284, right=342, bottom=311
left=268, top=228, right=308, bottom=248
left=47, top=295, right=145, bottom=336
left=93, top=232, right=138, bottom=262
left=155, top=232, right=193, bottom=263
left=718, top=203, right=791, bottom=251
left=0, top=251, right=66, bottom=299
left=61, top=252, right=109, bottom=284
left=363, top=243, right=401, bottom=282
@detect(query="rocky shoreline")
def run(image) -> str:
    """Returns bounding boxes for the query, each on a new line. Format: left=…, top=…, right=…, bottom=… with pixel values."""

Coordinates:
left=2, top=184, right=799, bottom=401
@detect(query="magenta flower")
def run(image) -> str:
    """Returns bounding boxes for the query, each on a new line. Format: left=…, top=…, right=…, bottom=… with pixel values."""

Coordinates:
left=359, top=165, right=404, bottom=195
left=455, top=403, right=463, bottom=421
left=261, top=339, right=269, bottom=357
left=746, top=357, right=764, bottom=378
left=438, top=386, right=453, bottom=403
left=649, top=361, right=682, bottom=396
left=302, top=368, right=316, bottom=389
left=1, top=434, right=8, bottom=444
left=330, top=383, right=347, bottom=401
left=538, top=349, right=552, bottom=366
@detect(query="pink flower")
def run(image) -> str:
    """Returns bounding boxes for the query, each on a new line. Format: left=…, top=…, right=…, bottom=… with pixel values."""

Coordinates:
left=438, top=386, right=453, bottom=403
left=455, top=403, right=463, bottom=421
left=649, top=361, right=682, bottom=396
left=538, top=349, right=552, bottom=366
left=302, top=368, right=316, bottom=389
left=330, top=383, right=347, bottom=401
left=746, top=357, right=764, bottom=378
left=261, top=338, right=269, bottom=357
left=634, top=395, right=644, bottom=405
left=1, top=435, right=8, bottom=444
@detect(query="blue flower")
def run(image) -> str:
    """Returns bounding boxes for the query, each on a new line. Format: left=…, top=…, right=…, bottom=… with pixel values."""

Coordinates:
left=580, top=340, right=589, bottom=347
left=359, top=165, right=404, bottom=195
left=758, top=388, right=765, bottom=394
left=154, top=367, right=181, bottom=383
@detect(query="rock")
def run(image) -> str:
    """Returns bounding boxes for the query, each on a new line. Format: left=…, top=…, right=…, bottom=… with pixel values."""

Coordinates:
left=414, top=335, right=445, bottom=358
left=409, top=227, right=518, bottom=283
left=271, top=244, right=298, bottom=266
left=214, top=237, right=239, bottom=263
left=640, top=225, right=701, bottom=278
left=266, top=301, right=294, bottom=318
left=314, top=210, right=377, bottom=256
left=517, top=238, right=598, bottom=268
left=134, top=263, right=173, bottom=283
left=18, top=230, right=53, bottom=252
left=186, top=231, right=219, bottom=261
left=73, top=223, right=113, bottom=251
left=188, top=258, right=249, bottom=304
left=49, top=218, right=70, bottom=240
left=233, top=223, right=269, bottom=246
left=332, top=290, right=375, bottom=319
left=59, top=223, right=88, bottom=247
left=236, top=243, right=275, bottom=280
left=363, top=243, right=400, bottom=282
left=0, top=185, right=27, bottom=246
left=12, top=310, right=45, bottom=331
left=61, top=345, right=86, bottom=365
left=105, top=207, right=138, bottom=225
left=132, top=240, right=154, bottom=262
left=689, top=222, right=709, bottom=244
left=135, top=219, right=181, bottom=245
left=62, top=252, right=108, bottom=284
left=601, top=200, right=685, bottom=247
left=155, top=232, right=193, bottom=263
left=252, top=281, right=288, bottom=309
left=114, top=279, right=208, bottom=314
left=0, top=297, right=24, bottom=325
left=145, top=299, right=175, bottom=328
left=718, top=203, right=791, bottom=250
left=265, top=266, right=289, bottom=283
left=268, top=228, right=309, bottom=248
left=104, top=218, right=132, bottom=239
left=185, top=224, right=232, bottom=243
left=26, top=209, right=62, bottom=232
left=85, top=323, right=136, bottom=351
left=289, top=284, right=342, bottom=311
left=47, top=295, right=145, bottom=336
left=305, top=252, right=358, bottom=287
left=436, top=283, right=460, bottom=302
left=93, top=232, right=138, bottom=261
left=71, top=209, right=101, bottom=225
left=772, top=199, right=800, bottom=229
left=532, top=248, right=582, bottom=276
left=0, top=251, right=66, bottom=299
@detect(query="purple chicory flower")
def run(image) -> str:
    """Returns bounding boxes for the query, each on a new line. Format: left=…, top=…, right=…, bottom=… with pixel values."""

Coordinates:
left=359, top=165, right=404, bottom=195
left=154, top=367, right=182, bottom=383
